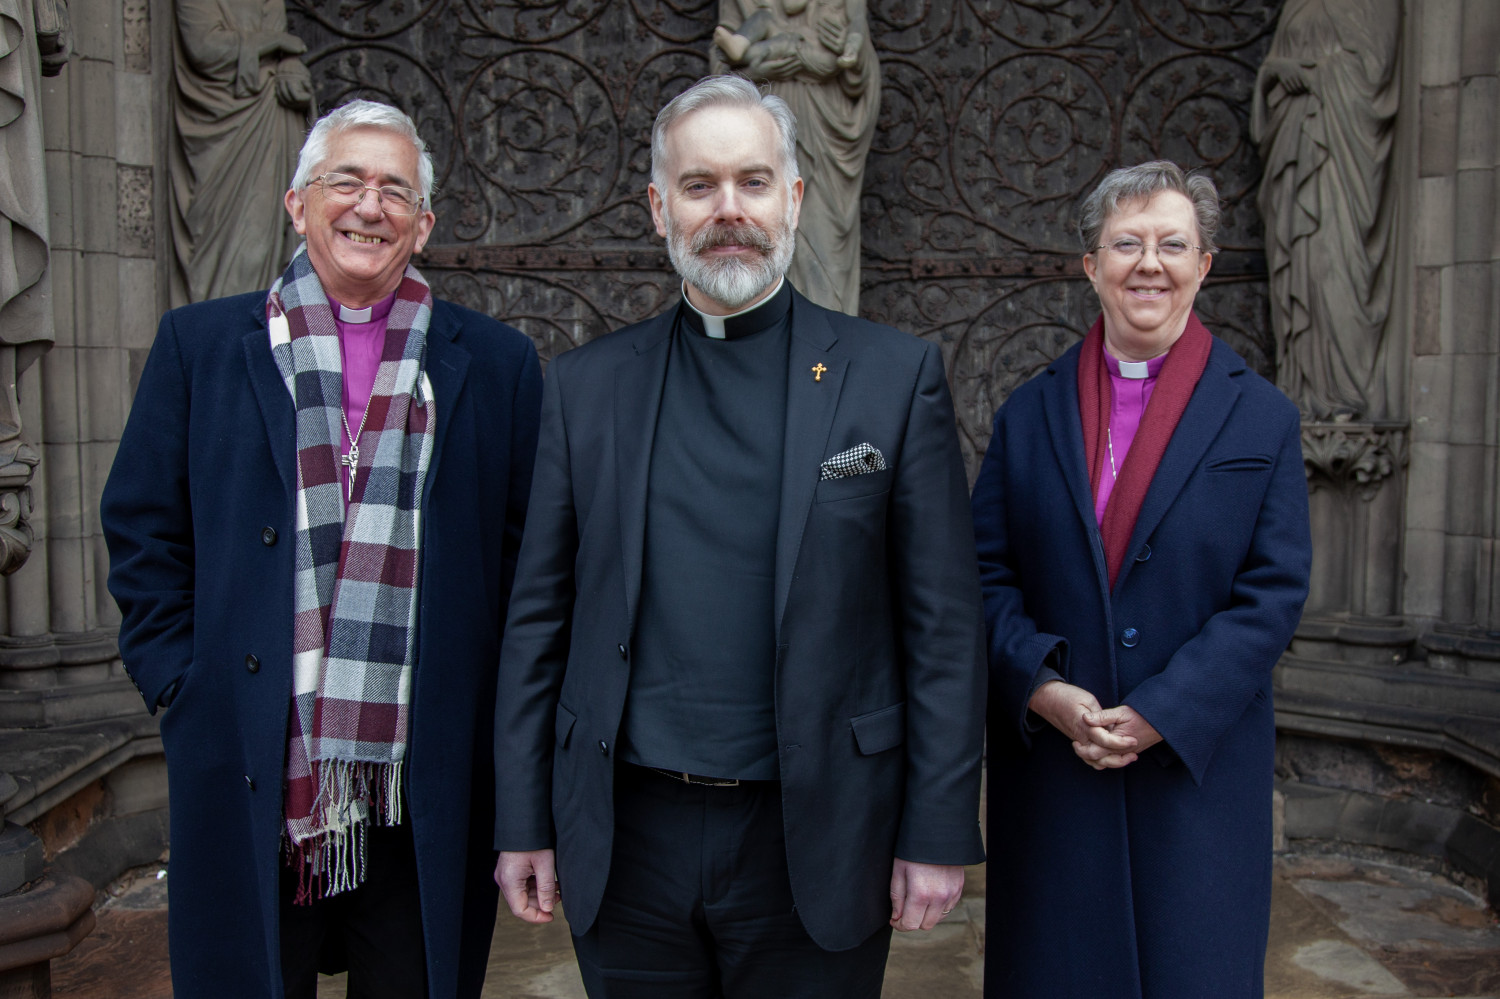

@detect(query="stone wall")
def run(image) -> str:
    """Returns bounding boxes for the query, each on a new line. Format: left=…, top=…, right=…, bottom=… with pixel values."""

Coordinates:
left=0, top=0, right=169, bottom=909
left=1406, top=0, right=1499, bottom=636
left=1274, top=0, right=1500, bottom=907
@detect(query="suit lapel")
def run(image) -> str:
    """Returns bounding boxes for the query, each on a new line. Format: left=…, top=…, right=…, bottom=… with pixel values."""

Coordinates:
left=1111, top=346, right=1241, bottom=593
left=1038, top=349, right=1110, bottom=593
left=243, top=303, right=296, bottom=496
left=774, top=295, right=845, bottom=635
left=616, top=311, right=676, bottom=626
left=421, top=304, right=470, bottom=512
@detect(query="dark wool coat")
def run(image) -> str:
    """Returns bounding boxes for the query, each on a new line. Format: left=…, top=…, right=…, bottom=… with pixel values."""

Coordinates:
left=974, top=336, right=1311, bottom=999
left=102, top=291, right=542, bottom=999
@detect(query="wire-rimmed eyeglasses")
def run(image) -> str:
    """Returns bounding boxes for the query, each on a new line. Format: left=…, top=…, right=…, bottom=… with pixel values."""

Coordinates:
left=1094, top=238, right=1201, bottom=260
left=311, top=172, right=424, bottom=216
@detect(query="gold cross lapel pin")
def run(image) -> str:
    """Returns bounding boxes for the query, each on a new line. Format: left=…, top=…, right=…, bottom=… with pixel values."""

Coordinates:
left=811, top=362, right=828, bottom=383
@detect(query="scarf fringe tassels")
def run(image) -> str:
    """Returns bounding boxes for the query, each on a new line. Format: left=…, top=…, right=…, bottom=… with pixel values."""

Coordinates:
left=287, top=757, right=406, bottom=905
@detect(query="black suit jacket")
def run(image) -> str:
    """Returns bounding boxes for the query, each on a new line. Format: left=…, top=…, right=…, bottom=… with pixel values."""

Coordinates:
left=494, top=288, right=986, bottom=950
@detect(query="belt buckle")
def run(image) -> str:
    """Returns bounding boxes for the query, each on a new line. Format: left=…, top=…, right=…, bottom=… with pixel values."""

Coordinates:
left=654, top=767, right=739, bottom=787
left=686, top=772, right=739, bottom=787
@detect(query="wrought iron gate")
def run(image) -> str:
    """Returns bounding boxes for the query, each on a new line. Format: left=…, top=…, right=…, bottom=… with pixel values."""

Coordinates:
left=286, top=0, right=1280, bottom=472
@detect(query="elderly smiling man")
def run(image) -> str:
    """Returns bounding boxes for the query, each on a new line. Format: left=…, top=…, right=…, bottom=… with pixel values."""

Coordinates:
left=102, top=100, right=542, bottom=999
left=493, top=75, right=987, bottom=998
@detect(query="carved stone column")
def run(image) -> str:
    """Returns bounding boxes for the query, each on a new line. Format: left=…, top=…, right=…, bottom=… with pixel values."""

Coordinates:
left=1291, top=421, right=1413, bottom=663
left=0, top=0, right=69, bottom=580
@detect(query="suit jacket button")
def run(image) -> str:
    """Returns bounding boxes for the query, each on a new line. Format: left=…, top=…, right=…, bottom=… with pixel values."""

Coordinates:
left=245, top=653, right=260, bottom=673
left=1121, top=627, right=1140, bottom=648
left=261, top=527, right=277, bottom=546
left=1135, top=543, right=1151, bottom=562
left=244, top=775, right=255, bottom=790
left=598, top=740, right=609, bottom=756
left=617, top=644, right=628, bottom=660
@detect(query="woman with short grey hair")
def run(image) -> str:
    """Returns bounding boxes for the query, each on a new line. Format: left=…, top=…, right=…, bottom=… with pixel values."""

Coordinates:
left=973, top=160, right=1312, bottom=997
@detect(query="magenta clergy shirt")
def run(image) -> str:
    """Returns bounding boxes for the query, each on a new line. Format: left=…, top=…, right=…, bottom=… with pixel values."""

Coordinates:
left=330, top=292, right=397, bottom=499
left=1094, top=351, right=1167, bottom=523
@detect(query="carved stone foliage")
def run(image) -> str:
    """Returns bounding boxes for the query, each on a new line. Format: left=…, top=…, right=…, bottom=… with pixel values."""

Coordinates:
left=1301, top=421, right=1408, bottom=501
left=116, top=164, right=153, bottom=257
left=288, top=0, right=1279, bottom=475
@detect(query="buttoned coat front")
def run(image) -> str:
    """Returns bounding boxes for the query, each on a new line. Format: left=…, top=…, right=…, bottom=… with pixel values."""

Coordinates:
left=102, top=290, right=542, bottom=999
left=973, top=336, right=1311, bottom=998
left=493, top=288, right=988, bottom=952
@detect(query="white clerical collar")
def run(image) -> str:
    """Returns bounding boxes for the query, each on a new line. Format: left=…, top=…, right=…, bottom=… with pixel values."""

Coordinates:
left=338, top=303, right=374, bottom=324
left=1118, top=359, right=1151, bottom=379
left=681, top=277, right=786, bottom=339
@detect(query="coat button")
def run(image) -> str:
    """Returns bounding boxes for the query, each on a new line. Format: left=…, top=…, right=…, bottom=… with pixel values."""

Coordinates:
left=1135, top=543, right=1151, bottom=562
left=598, top=740, right=609, bottom=756
left=245, top=653, right=260, bottom=673
left=617, top=643, right=628, bottom=660
left=1121, top=627, right=1140, bottom=648
left=261, top=527, right=277, bottom=546
left=244, top=775, right=255, bottom=790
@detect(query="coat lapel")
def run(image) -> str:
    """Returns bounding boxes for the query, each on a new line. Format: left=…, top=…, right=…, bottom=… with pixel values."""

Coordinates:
left=421, top=304, right=471, bottom=512
left=1111, top=342, right=1242, bottom=593
left=243, top=301, right=296, bottom=496
left=615, top=310, right=676, bottom=626
left=774, top=295, right=845, bottom=635
left=1038, top=348, right=1110, bottom=593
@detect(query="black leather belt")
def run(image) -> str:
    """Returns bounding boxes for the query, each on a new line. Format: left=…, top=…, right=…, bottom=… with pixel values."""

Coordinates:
left=647, top=767, right=740, bottom=787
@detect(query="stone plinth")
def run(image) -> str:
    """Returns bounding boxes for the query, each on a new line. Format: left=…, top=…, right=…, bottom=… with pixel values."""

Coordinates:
left=0, top=872, right=95, bottom=999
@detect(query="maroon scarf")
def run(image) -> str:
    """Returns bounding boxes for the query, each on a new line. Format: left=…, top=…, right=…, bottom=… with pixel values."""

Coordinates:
left=1079, top=311, right=1212, bottom=589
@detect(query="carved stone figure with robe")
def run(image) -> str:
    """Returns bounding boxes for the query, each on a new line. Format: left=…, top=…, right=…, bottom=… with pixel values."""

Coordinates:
left=1252, top=0, right=1400, bottom=421
left=171, top=0, right=313, bottom=306
left=0, top=0, right=66, bottom=574
left=712, top=0, right=879, bottom=315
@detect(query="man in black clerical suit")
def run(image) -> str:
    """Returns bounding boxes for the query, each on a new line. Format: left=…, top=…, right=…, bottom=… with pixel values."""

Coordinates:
left=493, top=75, right=986, bottom=997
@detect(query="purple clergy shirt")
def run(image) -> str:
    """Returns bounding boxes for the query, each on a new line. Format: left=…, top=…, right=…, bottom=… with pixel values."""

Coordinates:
left=1094, top=351, right=1167, bottom=524
left=330, top=291, right=397, bottom=500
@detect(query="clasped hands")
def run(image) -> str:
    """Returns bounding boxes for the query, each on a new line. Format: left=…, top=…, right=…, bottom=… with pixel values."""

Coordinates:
left=1029, top=679, right=1161, bottom=770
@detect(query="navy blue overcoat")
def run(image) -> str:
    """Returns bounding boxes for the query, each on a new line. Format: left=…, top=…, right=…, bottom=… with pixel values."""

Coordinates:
left=973, top=335, right=1311, bottom=998
left=101, top=290, right=542, bottom=999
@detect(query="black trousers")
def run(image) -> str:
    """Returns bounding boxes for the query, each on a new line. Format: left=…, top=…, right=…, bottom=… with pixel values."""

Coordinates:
left=279, top=822, right=428, bottom=999
left=571, top=763, right=892, bottom=999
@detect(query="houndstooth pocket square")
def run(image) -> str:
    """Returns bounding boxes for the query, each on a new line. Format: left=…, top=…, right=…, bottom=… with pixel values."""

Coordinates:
left=820, top=443, right=887, bottom=481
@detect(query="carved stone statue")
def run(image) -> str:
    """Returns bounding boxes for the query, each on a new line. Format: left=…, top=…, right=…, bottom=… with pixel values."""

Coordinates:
left=0, top=0, right=67, bottom=575
left=712, top=0, right=879, bottom=315
left=1252, top=0, right=1400, bottom=421
left=170, top=0, right=314, bottom=306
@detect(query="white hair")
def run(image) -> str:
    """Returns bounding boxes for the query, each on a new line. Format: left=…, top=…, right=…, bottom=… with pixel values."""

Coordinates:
left=291, top=99, right=436, bottom=202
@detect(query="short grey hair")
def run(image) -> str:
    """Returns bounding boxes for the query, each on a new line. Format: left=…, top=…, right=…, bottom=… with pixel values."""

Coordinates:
left=650, top=75, right=800, bottom=193
left=1076, top=161, right=1220, bottom=255
left=291, top=99, right=436, bottom=203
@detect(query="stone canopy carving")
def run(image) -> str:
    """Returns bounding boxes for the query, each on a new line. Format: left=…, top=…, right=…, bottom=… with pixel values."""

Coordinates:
left=711, top=0, right=879, bottom=315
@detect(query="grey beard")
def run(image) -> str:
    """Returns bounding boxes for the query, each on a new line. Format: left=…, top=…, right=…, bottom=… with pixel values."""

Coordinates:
left=666, top=217, right=795, bottom=311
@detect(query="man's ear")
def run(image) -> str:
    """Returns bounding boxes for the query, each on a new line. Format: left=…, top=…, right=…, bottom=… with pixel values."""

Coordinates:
left=285, top=186, right=308, bottom=235
left=413, top=208, right=436, bottom=254
left=649, top=184, right=668, bottom=238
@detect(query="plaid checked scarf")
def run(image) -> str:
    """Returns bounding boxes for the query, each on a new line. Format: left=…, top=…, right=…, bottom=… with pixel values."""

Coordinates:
left=267, top=245, right=435, bottom=902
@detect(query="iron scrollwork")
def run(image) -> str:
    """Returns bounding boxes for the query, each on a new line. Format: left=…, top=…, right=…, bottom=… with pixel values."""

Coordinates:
left=287, top=0, right=1281, bottom=474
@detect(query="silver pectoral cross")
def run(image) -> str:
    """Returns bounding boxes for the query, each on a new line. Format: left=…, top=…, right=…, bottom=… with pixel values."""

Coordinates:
left=341, top=444, right=358, bottom=501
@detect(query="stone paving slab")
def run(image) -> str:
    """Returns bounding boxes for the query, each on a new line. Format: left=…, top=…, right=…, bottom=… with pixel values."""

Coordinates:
left=52, top=855, right=1498, bottom=998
